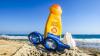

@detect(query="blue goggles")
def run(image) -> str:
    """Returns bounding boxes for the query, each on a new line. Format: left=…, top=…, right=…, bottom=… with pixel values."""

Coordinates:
left=28, top=32, right=70, bottom=51
left=28, top=32, right=44, bottom=45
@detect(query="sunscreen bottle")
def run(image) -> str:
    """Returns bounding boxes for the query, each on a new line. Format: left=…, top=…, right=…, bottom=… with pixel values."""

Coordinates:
left=44, top=4, right=62, bottom=38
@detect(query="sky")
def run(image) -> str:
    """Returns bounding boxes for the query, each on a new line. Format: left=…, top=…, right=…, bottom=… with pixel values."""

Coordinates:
left=0, top=0, right=100, bottom=34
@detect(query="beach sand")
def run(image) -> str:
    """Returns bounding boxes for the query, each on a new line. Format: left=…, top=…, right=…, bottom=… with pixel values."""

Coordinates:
left=0, top=39, right=100, bottom=56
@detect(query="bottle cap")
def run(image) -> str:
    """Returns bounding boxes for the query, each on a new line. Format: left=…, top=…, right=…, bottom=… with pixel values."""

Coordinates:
left=50, top=4, right=62, bottom=15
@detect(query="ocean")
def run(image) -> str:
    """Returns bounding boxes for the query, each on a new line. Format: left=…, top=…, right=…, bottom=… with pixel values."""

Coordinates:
left=73, top=34, right=100, bottom=39
left=1, top=34, right=100, bottom=39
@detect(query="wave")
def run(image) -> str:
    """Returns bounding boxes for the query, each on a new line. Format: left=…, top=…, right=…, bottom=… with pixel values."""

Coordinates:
left=0, top=35, right=28, bottom=39
left=75, top=38, right=100, bottom=43
left=75, top=39, right=100, bottom=49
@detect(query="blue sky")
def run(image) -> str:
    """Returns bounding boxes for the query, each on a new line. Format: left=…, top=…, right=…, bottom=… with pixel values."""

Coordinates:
left=0, top=0, right=100, bottom=34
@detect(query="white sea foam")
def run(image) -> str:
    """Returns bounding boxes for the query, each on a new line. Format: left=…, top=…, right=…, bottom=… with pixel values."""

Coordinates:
left=75, top=38, right=100, bottom=43
left=0, top=35, right=28, bottom=39
left=74, top=38, right=100, bottom=49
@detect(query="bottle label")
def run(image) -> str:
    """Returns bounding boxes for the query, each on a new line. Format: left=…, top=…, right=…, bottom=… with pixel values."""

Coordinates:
left=50, top=21, right=58, bottom=35
left=51, top=26, right=57, bottom=34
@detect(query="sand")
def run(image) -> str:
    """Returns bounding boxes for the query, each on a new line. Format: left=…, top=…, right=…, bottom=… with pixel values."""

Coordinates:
left=0, top=40, right=24, bottom=56
left=0, top=39, right=100, bottom=56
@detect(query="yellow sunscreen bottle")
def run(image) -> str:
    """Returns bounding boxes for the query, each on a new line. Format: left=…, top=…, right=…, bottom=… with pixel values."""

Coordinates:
left=44, top=4, right=62, bottom=38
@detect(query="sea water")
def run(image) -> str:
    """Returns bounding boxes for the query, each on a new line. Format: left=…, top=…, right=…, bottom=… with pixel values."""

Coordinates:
left=0, top=34, right=100, bottom=49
